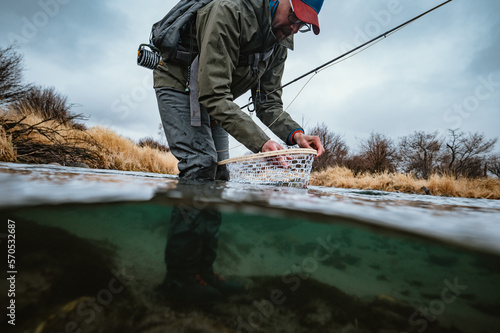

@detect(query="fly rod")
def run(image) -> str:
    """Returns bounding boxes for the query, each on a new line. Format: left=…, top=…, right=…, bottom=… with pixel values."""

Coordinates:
left=241, top=0, right=454, bottom=110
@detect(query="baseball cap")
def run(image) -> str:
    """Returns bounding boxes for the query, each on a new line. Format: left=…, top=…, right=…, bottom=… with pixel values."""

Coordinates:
left=291, top=0, right=324, bottom=35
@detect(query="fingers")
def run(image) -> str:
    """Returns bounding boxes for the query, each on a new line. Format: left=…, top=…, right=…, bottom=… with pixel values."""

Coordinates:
left=261, top=139, right=284, bottom=152
left=265, top=154, right=289, bottom=168
left=295, top=135, right=325, bottom=157
left=262, top=140, right=289, bottom=168
left=310, top=136, right=325, bottom=157
left=269, top=155, right=289, bottom=169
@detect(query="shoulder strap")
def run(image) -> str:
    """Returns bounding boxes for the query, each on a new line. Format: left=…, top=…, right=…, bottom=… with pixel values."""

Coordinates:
left=151, top=0, right=213, bottom=60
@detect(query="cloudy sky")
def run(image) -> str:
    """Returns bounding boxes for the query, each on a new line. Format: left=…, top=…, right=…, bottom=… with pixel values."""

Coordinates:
left=1, top=0, right=499, bottom=156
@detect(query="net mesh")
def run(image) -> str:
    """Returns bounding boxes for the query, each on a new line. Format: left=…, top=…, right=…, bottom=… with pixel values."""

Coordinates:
left=221, top=149, right=316, bottom=188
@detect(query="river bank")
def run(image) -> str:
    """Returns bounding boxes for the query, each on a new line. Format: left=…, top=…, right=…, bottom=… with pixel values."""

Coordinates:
left=1, top=111, right=498, bottom=200
left=309, top=167, right=500, bottom=200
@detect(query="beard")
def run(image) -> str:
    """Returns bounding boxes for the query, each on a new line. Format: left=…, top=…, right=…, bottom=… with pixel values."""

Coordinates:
left=272, top=24, right=293, bottom=42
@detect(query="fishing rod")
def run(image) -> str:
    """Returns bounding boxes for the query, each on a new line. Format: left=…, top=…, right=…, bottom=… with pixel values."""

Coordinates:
left=241, top=0, right=454, bottom=110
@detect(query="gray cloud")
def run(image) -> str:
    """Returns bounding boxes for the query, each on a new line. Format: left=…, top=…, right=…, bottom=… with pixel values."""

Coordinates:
left=0, top=0, right=498, bottom=153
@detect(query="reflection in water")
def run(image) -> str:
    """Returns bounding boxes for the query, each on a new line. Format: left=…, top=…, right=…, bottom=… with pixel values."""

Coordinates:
left=158, top=181, right=244, bottom=304
left=161, top=205, right=226, bottom=302
left=1, top=178, right=499, bottom=333
left=159, top=182, right=244, bottom=303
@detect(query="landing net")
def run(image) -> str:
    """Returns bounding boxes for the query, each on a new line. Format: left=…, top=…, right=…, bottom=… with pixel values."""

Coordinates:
left=218, top=148, right=317, bottom=188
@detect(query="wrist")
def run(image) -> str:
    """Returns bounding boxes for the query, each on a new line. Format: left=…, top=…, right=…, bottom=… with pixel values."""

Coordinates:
left=293, top=132, right=304, bottom=144
left=260, top=139, right=273, bottom=152
left=287, top=128, right=304, bottom=145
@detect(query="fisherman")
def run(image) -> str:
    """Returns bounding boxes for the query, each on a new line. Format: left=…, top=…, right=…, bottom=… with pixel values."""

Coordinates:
left=154, top=0, right=325, bottom=302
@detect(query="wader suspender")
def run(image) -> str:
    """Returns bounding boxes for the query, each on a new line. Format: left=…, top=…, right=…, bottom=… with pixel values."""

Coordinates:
left=189, top=56, right=202, bottom=126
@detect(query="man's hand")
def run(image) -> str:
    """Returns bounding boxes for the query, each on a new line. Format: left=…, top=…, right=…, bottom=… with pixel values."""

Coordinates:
left=261, top=140, right=285, bottom=153
left=293, top=132, right=325, bottom=157
left=261, top=140, right=291, bottom=168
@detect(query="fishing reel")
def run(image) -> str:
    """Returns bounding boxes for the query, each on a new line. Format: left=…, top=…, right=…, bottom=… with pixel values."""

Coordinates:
left=137, top=44, right=161, bottom=70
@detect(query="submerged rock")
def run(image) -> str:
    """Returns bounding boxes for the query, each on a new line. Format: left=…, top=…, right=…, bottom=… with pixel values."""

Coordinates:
left=69, top=162, right=90, bottom=168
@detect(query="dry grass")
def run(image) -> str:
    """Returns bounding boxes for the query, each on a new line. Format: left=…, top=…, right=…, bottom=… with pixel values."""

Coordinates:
left=88, top=126, right=178, bottom=174
left=310, top=166, right=500, bottom=200
left=2, top=106, right=498, bottom=199
left=1, top=107, right=179, bottom=175
left=0, top=125, right=16, bottom=162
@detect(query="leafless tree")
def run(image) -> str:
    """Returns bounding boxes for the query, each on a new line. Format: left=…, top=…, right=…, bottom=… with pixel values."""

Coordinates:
left=309, top=122, right=348, bottom=171
left=440, top=129, right=497, bottom=178
left=398, top=131, right=442, bottom=179
left=358, top=132, right=397, bottom=173
left=487, top=154, right=500, bottom=178
left=0, top=45, right=31, bottom=106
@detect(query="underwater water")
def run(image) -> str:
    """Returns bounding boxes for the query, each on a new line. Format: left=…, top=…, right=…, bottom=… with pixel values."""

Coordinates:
left=1, top=162, right=499, bottom=333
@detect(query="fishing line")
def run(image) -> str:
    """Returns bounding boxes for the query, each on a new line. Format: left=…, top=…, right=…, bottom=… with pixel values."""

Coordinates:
left=242, top=0, right=454, bottom=110
left=220, top=0, right=454, bottom=153
left=223, top=31, right=395, bottom=153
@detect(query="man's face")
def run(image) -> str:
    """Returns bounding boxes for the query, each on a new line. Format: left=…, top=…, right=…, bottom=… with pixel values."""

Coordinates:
left=271, top=1, right=303, bottom=41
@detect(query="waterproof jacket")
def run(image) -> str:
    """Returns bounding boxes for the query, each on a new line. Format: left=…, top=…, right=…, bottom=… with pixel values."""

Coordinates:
left=153, top=0, right=302, bottom=153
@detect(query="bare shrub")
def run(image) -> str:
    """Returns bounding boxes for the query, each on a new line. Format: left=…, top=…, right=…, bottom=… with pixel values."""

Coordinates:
left=0, top=45, right=31, bottom=106
left=487, top=154, right=500, bottom=178
left=12, top=85, right=86, bottom=129
left=358, top=132, right=397, bottom=173
left=398, top=131, right=442, bottom=179
left=0, top=113, right=104, bottom=167
left=308, top=122, right=348, bottom=171
left=440, top=129, right=497, bottom=178
left=138, top=137, right=170, bottom=152
left=344, top=154, right=369, bottom=175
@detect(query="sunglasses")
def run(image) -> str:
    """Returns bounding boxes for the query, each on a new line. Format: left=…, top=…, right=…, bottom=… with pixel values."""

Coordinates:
left=288, top=0, right=312, bottom=33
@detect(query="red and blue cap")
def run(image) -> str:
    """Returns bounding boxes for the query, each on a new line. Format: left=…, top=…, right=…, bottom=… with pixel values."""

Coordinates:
left=291, top=0, right=324, bottom=35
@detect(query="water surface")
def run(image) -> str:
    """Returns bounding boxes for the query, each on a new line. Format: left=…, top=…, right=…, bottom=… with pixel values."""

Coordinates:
left=1, top=162, right=499, bottom=333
